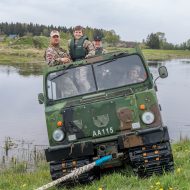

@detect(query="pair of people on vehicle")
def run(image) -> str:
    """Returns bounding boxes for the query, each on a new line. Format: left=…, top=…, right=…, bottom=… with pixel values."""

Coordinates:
left=45, top=26, right=99, bottom=97
left=45, top=25, right=105, bottom=66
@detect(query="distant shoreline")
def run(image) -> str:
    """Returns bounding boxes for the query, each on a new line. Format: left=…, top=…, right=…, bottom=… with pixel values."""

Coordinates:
left=0, top=47, right=190, bottom=65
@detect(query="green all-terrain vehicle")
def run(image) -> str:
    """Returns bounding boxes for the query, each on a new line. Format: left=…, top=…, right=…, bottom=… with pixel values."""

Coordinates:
left=38, top=48, right=174, bottom=183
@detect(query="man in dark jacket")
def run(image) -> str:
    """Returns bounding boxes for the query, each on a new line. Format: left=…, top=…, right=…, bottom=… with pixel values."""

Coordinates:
left=93, top=36, right=107, bottom=55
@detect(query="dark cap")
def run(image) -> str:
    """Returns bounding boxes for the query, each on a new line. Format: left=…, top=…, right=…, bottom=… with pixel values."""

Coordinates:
left=94, top=36, right=102, bottom=41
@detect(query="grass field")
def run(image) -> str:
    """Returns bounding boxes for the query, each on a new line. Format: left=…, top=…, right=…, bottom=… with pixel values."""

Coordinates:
left=0, top=140, right=189, bottom=190
left=0, top=47, right=44, bottom=64
left=0, top=36, right=190, bottom=65
left=142, top=49, right=190, bottom=61
left=0, top=36, right=68, bottom=64
left=107, top=47, right=190, bottom=61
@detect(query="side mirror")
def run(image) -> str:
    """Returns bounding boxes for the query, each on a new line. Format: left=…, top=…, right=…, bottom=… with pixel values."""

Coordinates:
left=38, top=93, right=44, bottom=104
left=158, top=66, right=168, bottom=78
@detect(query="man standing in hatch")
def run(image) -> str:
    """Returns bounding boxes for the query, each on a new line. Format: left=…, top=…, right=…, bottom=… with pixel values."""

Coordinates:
left=45, top=30, right=70, bottom=66
left=93, top=36, right=107, bottom=55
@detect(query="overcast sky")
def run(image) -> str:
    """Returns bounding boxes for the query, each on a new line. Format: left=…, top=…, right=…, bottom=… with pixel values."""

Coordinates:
left=0, top=0, right=190, bottom=44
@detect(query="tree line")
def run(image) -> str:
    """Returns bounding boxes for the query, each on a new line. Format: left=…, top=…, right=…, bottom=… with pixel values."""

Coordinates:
left=0, top=22, right=120, bottom=45
left=144, top=32, right=190, bottom=50
left=0, top=22, right=189, bottom=50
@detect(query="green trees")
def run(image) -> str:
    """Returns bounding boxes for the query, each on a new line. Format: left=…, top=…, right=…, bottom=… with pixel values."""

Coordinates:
left=156, top=32, right=166, bottom=49
left=186, top=39, right=190, bottom=50
left=104, top=30, right=120, bottom=45
left=146, top=33, right=160, bottom=49
left=145, top=32, right=190, bottom=50
left=84, top=27, right=94, bottom=41
left=0, top=22, right=120, bottom=44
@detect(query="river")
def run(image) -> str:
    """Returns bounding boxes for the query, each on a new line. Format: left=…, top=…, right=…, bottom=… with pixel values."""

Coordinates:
left=149, top=59, right=190, bottom=141
left=0, top=59, right=190, bottom=146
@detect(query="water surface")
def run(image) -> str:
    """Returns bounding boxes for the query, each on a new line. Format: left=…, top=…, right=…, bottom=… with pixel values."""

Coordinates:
left=0, top=59, right=190, bottom=147
left=149, top=59, right=190, bottom=141
left=0, top=65, right=47, bottom=146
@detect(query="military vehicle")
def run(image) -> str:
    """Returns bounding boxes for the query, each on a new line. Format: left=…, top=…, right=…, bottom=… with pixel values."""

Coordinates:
left=38, top=48, right=174, bottom=184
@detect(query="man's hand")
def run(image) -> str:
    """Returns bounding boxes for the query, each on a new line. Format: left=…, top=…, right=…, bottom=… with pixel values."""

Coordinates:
left=61, top=57, right=70, bottom=64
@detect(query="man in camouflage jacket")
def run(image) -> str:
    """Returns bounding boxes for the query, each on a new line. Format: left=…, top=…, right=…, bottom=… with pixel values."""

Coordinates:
left=45, top=30, right=71, bottom=66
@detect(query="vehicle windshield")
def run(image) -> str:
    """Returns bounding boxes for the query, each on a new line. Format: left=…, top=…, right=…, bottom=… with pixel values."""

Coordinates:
left=46, top=54, right=147, bottom=100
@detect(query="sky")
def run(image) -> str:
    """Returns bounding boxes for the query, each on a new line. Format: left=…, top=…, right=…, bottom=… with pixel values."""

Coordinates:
left=0, top=0, right=190, bottom=44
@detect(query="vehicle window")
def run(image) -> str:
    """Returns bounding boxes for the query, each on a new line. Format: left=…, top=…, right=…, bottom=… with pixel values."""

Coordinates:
left=46, top=55, right=147, bottom=100
left=47, top=65, right=96, bottom=100
left=93, top=55, right=147, bottom=90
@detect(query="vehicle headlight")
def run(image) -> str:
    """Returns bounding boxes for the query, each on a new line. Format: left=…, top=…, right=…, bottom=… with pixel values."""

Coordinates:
left=141, top=112, right=155, bottom=124
left=52, top=129, right=65, bottom=142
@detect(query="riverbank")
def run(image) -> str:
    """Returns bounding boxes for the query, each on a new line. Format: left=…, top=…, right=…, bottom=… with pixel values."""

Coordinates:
left=143, top=49, right=190, bottom=61
left=0, top=47, right=44, bottom=64
left=107, top=47, right=190, bottom=61
left=0, top=46, right=190, bottom=65
left=0, top=140, right=190, bottom=190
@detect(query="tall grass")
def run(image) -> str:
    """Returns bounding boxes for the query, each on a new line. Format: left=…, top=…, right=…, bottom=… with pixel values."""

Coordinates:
left=0, top=137, right=47, bottom=171
left=0, top=140, right=190, bottom=190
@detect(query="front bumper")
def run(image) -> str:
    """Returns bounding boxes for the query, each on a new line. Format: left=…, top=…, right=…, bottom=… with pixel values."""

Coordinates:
left=45, top=126, right=170, bottom=162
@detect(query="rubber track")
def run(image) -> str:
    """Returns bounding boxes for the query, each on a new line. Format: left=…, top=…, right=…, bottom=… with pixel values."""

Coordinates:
left=129, top=141, right=174, bottom=177
left=49, top=158, right=98, bottom=185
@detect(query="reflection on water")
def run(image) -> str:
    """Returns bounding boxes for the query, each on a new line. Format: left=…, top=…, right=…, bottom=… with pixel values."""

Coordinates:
left=0, top=59, right=190, bottom=145
left=149, top=59, right=190, bottom=141
left=0, top=62, right=44, bottom=76
left=181, top=60, right=190, bottom=64
left=147, top=60, right=164, bottom=67
left=0, top=64, right=48, bottom=146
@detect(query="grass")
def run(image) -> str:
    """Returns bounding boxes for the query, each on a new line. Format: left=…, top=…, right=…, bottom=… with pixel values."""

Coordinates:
left=0, top=36, right=190, bottom=65
left=0, top=140, right=190, bottom=190
left=107, top=47, right=190, bottom=61
left=0, top=36, right=68, bottom=64
left=142, top=49, right=190, bottom=61
left=0, top=47, right=44, bottom=64
left=1, top=47, right=190, bottom=65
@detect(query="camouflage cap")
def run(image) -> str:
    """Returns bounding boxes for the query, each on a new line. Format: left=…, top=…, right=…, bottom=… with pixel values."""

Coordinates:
left=50, top=30, right=60, bottom=37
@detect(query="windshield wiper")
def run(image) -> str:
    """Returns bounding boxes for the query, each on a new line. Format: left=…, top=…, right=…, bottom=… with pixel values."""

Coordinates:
left=49, top=71, right=68, bottom=81
left=97, top=58, right=118, bottom=67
